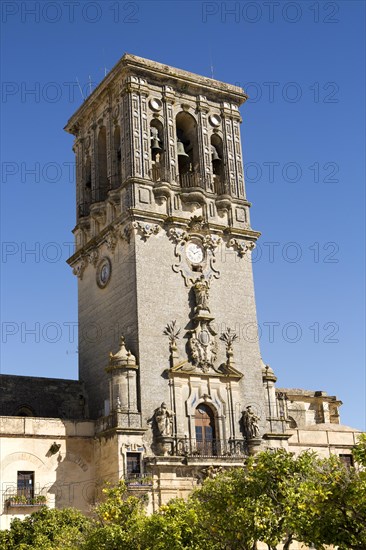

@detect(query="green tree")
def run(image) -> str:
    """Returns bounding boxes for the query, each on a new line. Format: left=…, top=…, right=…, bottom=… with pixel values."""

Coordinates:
left=138, top=497, right=219, bottom=550
left=192, top=450, right=318, bottom=549
left=0, top=507, right=90, bottom=550
left=288, top=453, right=366, bottom=550
left=82, top=479, right=147, bottom=550
left=353, top=433, right=366, bottom=467
left=2, top=448, right=365, bottom=550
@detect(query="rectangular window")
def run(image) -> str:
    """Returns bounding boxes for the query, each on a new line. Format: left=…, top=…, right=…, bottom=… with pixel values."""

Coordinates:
left=126, top=453, right=141, bottom=478
left=339, top=454, right=354, bottom=468
left=17, top=471, right=34, bottom=499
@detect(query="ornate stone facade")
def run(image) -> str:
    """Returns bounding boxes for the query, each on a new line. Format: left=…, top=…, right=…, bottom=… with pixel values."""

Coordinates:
left=0, top=55, right=362, bottom=533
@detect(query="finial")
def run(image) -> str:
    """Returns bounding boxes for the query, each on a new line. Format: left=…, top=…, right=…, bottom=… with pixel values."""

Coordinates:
left=163, top=321, right=181, bottom=347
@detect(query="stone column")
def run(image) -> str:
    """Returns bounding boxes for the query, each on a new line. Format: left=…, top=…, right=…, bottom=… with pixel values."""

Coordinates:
left=139, top=81, right=150, bottom=179
left=120, top=91, right=129, bottom=183
left=127, top=370, right=138, bottom=412
left=90, top=121, right=98, bottom=196
left=106, top=336, right=139, bottom=414
left=106, top=104, right=113, bottom=192
left=263, top=364, right=278, bottom=420
left=221, top=103, right=236, bottom=196
left=162, top=85, right=176, bottom=182
left=232, top=110, right=245, bottom=199
left=73, top=137, right=83, bottom=220
left=124, top=77, right=143, bottom=179
left=196, top=96, right=211, bottom=191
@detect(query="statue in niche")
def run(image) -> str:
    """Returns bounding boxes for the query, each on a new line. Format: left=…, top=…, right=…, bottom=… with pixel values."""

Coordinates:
left=193, top=274, right=210, bottom=313
left=153, top=402, right=175, bottom=437
left=241, top=406, right=260, bottom=439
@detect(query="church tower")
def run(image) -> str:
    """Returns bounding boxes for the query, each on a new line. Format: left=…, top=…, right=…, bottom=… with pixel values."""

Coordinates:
left=65, top=54, right=287, bottom=496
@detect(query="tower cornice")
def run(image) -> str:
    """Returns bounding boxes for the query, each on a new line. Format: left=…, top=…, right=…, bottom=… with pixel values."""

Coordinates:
left=64, top=54, right=247, bottom=136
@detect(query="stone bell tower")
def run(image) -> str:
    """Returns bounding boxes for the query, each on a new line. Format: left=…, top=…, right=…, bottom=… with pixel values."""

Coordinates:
left=65, top=54, right=287, bottom=493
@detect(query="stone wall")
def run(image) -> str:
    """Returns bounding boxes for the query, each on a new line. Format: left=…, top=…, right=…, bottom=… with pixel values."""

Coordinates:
left=0, top=375, right=87, bottom=419
left=0, top=417, right=95, bottom=530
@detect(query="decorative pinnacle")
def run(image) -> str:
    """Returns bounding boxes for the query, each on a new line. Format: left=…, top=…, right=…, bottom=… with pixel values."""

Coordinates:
left=163, top=321, right=181, bottom=346
left=107, top=335, right=137, bottom=369
left=220, top=328, right=238, bottom=351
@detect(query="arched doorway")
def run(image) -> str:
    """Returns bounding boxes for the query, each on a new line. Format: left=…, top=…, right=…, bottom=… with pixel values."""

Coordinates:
left=194, top=404, right=217, bottom=456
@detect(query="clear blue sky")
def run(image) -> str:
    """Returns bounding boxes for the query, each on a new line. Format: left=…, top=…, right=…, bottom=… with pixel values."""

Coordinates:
left=1, top=1, right=365, bottom=430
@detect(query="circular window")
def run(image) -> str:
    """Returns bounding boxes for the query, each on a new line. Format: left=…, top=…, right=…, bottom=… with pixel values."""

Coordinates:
left=96, top=257, right=112, bottom=288
left=149, top=98, right=163, bottom=112
left=209, top=114, right=222, bottom=127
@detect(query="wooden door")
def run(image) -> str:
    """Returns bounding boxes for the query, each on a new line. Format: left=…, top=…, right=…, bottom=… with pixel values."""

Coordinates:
left=195, top=404, right=217, bottom=455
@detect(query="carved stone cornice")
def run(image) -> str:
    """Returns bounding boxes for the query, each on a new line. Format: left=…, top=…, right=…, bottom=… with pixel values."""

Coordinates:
left=229, top=239, right=256, bottom=258
left=104, top=227, right=119, bottom=251
left=72, top=256, right=87, bottom=279
left=87, top=248, right=99, bottom=267
left=203, top=234, right=221, bottom=251
left=67, top=211, right=260, bottom=278
left=132, top=221, right=160, bottom=241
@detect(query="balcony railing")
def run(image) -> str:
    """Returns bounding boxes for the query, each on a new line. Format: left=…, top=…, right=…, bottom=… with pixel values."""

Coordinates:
left=125, top=475, right=153, bottom=487
left=5, top=494, right=47, bottom=508
left=175, top=438, right=247, bottom=458
left=150, top=164, right=171, bottom=183
left=91, top=188, right=108, bottom=203
left=179, top=171, right=208, bottom=189
left=78, top=187, right=108, bottom=219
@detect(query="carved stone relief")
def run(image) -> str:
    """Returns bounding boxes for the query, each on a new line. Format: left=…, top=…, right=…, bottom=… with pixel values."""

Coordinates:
left=229, top=238, right=255, bottom=258
left=169, top=218, right=221, bottom=286
left=133, top=221, right=160, bottom=240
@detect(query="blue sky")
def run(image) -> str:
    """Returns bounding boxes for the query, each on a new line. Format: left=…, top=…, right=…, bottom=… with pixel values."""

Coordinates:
left=1, top=1, right=365, bottom=430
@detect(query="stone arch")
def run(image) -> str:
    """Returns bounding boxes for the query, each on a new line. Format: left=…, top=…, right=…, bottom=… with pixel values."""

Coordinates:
left=175, top=111, right=199, bottom=177
left=14, top=404, right=36, bottom=417
left=112, top=125, right=121, bottom=189
left=1, top=452, right=45, bottom=471
left=211, top=133, right=224, bottom=189
left=186, top=387, right=227, bottom=449
left=194, top=403, right=218, bottom=455
left=288, top=416, right=298, bottom=429
left=97, top=125, right=108, bottom=200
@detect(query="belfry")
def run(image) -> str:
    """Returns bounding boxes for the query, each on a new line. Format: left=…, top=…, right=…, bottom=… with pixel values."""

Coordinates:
left=65, top=53, right=286, bottom=479
left=0, top=55, right=360, bottom=526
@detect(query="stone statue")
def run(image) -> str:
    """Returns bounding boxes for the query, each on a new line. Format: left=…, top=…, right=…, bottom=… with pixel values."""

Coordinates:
left=153, top=402, right=175, bottom=437
left=242, top=406, right=260, bottom=439
left=193, top=275, right=210, bottom=313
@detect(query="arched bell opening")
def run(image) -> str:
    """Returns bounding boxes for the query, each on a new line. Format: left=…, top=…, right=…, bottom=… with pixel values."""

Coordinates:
left=79, top=154, right=92, bottom=218
left=176, top=112, right=199, bottom=183
left=150, top=119, right=164, bottom=181
left=112, top=125, right=121, bottom=189
left=211, top=134, right=224, bottom=192
left=194, top=403, right=218, bottom=456
left=97, top=126, right=108, bottom=202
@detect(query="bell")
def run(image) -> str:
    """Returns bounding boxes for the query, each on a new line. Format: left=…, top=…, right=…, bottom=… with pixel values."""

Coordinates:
left=150, top=127, right=163, bottom=155
left=151, top=138, right=162, bottom=155
left=177, top=139, right=190, bottom=159
left=211, top=145, right=221, bottom=163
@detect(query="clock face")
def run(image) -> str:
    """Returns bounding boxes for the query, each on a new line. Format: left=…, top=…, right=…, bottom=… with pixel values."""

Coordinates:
left=96, top=257, right=111, bottom=288
left=186, top=242, right=204, bottom=265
